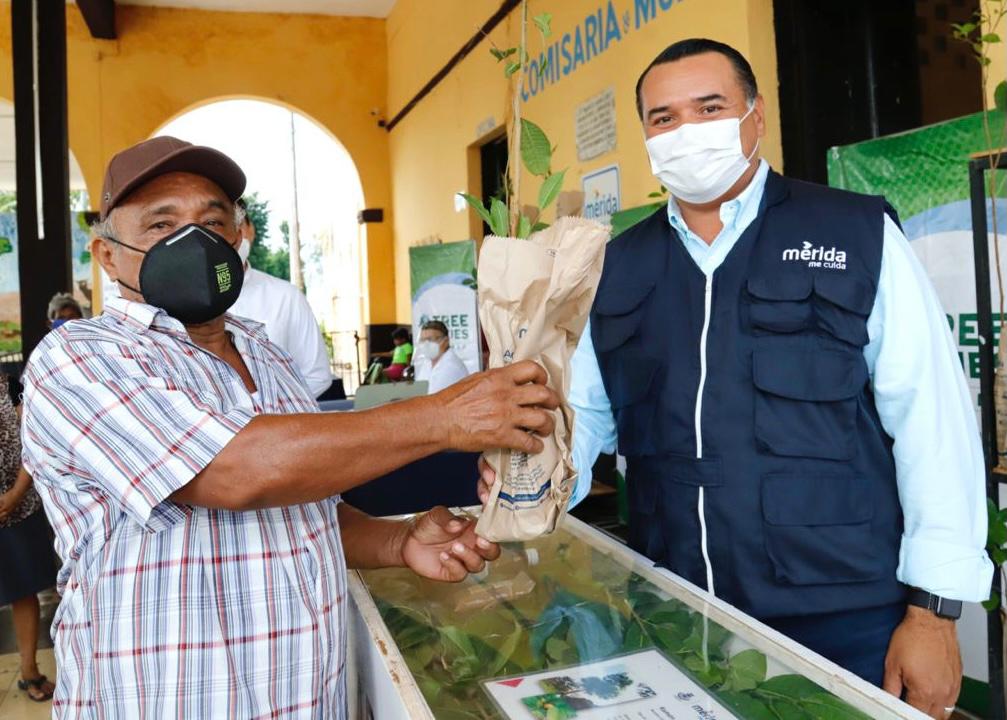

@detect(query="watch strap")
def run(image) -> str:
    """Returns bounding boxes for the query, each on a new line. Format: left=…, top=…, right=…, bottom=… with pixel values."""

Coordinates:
left=907, top=588, right=963, bottom=620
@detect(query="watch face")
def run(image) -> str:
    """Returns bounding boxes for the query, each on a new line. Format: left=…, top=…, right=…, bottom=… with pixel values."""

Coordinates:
left=938, top=599, right=963, bottom=620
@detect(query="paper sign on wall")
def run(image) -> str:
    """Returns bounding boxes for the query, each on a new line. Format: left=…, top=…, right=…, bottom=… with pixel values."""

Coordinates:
left=575, top=87, right=617, bottom=162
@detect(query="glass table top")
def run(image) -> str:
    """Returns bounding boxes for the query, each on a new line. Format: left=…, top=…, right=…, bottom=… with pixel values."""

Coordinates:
left=355, top=515, right=920, bottom=720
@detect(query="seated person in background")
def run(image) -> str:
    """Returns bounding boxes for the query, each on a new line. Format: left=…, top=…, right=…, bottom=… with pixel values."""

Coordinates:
left=228, top=198, right=335, bottom=398
left=46, top=292, right=84, bottom=330
left=414, top=320, right=471, bottom=394
left=384, top=327, right=413, bottom=381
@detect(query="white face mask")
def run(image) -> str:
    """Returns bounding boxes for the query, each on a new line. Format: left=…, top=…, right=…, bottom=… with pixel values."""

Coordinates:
left=237, top=238, right=251, bottom=266
left=416, top=340, right=443, bottom=362
left=645, top=103, right=759, bottom=205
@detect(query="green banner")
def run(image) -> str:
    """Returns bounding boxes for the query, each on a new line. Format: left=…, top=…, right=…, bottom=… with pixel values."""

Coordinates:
left=410, top=241, right=477, bottom=299
left=828, top=110, right=1007, bottom=237
left=829, top=110, right=1007, bottom=397
left=409, top=240, right=480, bottom=373
left=829, top=111, right=1007, bottom=706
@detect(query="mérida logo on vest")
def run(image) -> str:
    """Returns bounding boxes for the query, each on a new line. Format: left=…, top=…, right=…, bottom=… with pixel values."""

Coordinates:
left=782, top=241, right=848, bottom=270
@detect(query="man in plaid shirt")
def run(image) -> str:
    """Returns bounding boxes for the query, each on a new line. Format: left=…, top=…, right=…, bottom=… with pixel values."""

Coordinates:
left=21, top=137, right=559, bottom=719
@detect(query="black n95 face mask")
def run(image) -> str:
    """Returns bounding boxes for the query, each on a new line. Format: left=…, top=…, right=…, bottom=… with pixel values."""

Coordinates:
left=110, top=224, right=244, bottom=325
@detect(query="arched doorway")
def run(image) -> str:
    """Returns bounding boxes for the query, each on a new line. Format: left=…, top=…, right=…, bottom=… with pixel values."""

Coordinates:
left=0, top=98, right=91, bottom=356
left=153, top=98, right=367, bottom=392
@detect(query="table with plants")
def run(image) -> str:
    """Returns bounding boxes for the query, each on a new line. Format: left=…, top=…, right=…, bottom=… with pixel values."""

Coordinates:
left=348, top=513, right=926, bottom=720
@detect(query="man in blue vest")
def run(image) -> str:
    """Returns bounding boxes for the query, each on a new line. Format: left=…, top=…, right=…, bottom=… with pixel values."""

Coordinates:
left=480, top=39, right=991, bottom=719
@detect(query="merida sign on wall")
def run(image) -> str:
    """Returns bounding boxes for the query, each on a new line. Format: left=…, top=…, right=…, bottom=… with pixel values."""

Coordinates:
left=522, top=0, right=686, bottom=101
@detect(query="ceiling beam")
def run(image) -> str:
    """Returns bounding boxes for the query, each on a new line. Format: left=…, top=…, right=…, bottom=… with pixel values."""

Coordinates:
left=76, top=0, right=116, bottom=40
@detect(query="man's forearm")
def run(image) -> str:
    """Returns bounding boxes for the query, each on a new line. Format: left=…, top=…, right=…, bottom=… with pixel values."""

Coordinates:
left=172, top=394, right=446, bottom=510
left=337, top=502, right=409, bottom=569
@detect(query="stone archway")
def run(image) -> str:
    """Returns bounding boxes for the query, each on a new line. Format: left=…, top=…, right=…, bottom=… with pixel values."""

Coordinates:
left=153, top=97, right=368, bottom=391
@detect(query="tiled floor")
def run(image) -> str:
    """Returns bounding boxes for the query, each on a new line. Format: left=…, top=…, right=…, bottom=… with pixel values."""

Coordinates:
left=0, top=648, right=55, bottom=720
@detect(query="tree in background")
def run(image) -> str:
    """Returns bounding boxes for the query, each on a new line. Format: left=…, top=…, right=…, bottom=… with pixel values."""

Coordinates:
left=273, top=221, right=293, bottom=282
left=242, top=193, right=291, bottom=281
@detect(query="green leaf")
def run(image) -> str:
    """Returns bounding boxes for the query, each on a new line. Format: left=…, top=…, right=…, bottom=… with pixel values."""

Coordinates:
left=611, top=202, right=664, bottom=238
left=993, top=547, right=1007, bottom=566
left=414, top=643, right=438, bottom=668
left=538, top=170, right=566, bottom=210
left=545, top=636, right=570, bottom=661
left=622, top=622, right=650, bottom=651
left=756, top=674, right=825, bottom=701
left=79, top=250, right=92, bottom=265
left=448, top=654, right=481, bottom=681
left=438, top=626, right=476, bottom=657
left=531, top=221, right=549, bottom=233
left=693, top=661, right=728, bottom=687
left=771, top=701, right=813, bottom=720
left=533, top=12, right=553, bottom=39
left=505, top=61, right=522, bottom=77
left=680, top=617, right=731, bottom=659
left=961, top=22, right=978, bottom=34
left=684, top=654, right=710, bottom=672
left=488, top=626, right=523, bottom=676
left=516, top=214, right=532, bottom=239
left=0, top=237, right=12, bottom=255
left=983, top=33, right=1002, bottom=44
left=490, top=47, right=517, bottom=61
left=416, top=674, right=442, bottom=702
left=651, top=624, right=690, bottom=654
left=398, top=624, right=434, bottom=650
left=718, top=691, right=778, bottom=720
left=520, top=118, right=552, bottom=177
left=989, top=512, right=1007, bottom=547
left=799, top=692, right=872, bottom=720
left=647, top=191, right=664, bottom=198
left=995, top=81, right=1007, bottom=112
left=722, top=649, right=767, bottom=691
left=984, top=591, right=1002, bottom=612
left=460, top=193, right=492, bottom=227
left=489, top=198, right=510, bottom=236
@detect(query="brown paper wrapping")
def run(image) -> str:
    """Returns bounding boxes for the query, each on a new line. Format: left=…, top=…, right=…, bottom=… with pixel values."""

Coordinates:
left=475, top=216, right=609, bottom=542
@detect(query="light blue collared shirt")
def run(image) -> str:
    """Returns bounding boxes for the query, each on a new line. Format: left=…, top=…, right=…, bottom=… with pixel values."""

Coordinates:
left=569, top=160, right=993, bottom=602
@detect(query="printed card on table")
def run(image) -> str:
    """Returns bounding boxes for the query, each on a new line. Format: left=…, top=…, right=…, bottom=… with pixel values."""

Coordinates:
left=482, top=648, right=737, bottom=719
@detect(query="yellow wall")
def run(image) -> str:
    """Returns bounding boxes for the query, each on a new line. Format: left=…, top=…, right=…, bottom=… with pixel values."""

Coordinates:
left=53, top=5, right=396, bottom=323
left=385, top=0, right=783, bottom=321
left=985, top=0, right=1007, bottom=111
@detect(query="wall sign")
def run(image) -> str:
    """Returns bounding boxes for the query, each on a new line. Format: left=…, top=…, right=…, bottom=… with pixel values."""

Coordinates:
left=521, top=0, right=688, bottom=101
left=575, top=87, right=617, bottom=162
left=582, top=164, right=621, bottom=226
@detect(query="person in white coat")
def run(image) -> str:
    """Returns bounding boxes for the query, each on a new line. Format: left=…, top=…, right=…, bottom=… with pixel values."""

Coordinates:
left=228, top=198, right=334, bottom=398
left=413, top=320, right=470, bottom=394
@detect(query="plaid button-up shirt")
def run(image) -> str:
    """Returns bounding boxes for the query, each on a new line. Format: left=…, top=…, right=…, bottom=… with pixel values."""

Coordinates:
left=21, top=297, right=348, bottom=719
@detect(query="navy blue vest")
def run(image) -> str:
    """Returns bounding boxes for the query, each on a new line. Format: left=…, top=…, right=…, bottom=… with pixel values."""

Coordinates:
left=591, top=171, right=905, bottom=619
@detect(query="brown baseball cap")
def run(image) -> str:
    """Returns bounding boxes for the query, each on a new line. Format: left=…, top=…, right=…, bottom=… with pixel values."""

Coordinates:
left=99, top=136, right=246, bottom=219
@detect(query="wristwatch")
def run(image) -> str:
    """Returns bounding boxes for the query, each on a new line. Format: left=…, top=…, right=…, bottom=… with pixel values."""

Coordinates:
left=907, top=588, right=963, bottom=620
